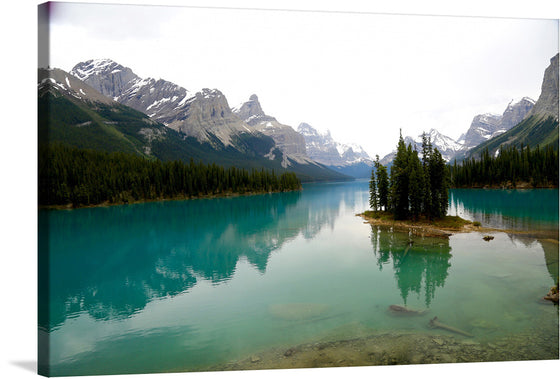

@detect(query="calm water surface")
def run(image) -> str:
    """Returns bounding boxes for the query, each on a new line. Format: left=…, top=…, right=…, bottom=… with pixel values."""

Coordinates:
left=39, top=182, right=559, bottom=376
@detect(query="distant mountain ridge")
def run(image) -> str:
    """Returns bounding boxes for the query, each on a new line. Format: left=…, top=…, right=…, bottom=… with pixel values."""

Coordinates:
left=233, top=94, right=310, bottom=166
left=70, top=59, right=268, bottom=153
left=457, top=97, right=536, bottom=151
left=297, top=122, right=374, bottom=178
left=41, top=62, right=351, bottom=182
left=380, top=129, right=463, bottom=166
left=380, top=96, right=537, bottom=165
left=467, top=53, right=559, bottom=158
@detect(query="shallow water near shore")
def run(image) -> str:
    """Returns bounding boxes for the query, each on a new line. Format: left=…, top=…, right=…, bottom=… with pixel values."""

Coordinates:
left=39, top=182, right=559, bottom=376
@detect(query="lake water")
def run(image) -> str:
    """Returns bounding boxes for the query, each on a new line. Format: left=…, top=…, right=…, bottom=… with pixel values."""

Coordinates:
left=39, top=182, right=559, bottom=376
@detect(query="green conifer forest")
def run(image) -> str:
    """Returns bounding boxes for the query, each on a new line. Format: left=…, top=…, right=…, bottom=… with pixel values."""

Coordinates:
left=39, top=143, right=302, bottom=207
left=450, top=145, right=558, bottom=188
left=369, top=132, right=450, bottom=220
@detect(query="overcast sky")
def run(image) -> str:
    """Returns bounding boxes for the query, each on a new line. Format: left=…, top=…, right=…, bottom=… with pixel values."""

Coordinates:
left=1, top=2, right=559, bottom=379
left=45, top=1, right=558, bottom=157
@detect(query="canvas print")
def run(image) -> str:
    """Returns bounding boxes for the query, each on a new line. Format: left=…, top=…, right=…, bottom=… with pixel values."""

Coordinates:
left=38, top=1, right=559, bottom=377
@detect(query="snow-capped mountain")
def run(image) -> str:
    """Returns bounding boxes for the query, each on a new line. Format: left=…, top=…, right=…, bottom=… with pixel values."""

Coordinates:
left=39, top=67, right=116, bottom=105
left=233, top=95, right=308, bottom=161
left=297, top=123, right=373, bottom=166
left=456, top=113, right=502, bottom=148
left=41, top=64, right=350, bottom=182
left=380, top=97, right=536, bottom=165
left=457, top=97, right=535, bottom=150
left=297, top=123, right=374, bottom=177
left=70, top=59, right=266, bottom=152
left=66, top=59, right=350, bottom=181
left=467, top=54, right=558, bottom=158
left=379, top=129, right=462, bottom=166
left=452, top=97, right=535, bottom=161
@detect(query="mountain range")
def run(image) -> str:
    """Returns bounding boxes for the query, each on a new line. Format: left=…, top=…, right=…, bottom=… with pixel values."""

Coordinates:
left=381, top=53, right=558, bottom=165
left=41, top=59, right=352, bottom=182
left=296, top=123, right=375, bottom=178
left=40, top=53, right=558, bottom=180
left=467, top=53, right=559, bottom=158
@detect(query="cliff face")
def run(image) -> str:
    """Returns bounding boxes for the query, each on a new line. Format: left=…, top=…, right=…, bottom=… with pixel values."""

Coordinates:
left=297, top=123, right=373, bottom=168
left=233, top=95, right=308, bottom=157
left=233, top=94, right=277, bottom=126
left=70, top=59, right=138, bottom=100
left=465, top=54, right=559, bottom=157
left=70, top=59, right=271, bottom=152
left=498, top=97, right=536, bottom=130
left=458, top=96, right=535, bottom=152
left=458, top=113, right=503, bottom=150
left=527, top=53, right=559, bottom=120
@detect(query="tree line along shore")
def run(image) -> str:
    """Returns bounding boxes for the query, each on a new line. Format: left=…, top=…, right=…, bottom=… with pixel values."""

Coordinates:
left=39, top=143, right=301, bottom=208
left=367, top=131, right=558, bottom=227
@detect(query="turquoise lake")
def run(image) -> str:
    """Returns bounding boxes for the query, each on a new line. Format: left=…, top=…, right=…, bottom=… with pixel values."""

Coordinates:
left=39, top=182, right=559, bottom=376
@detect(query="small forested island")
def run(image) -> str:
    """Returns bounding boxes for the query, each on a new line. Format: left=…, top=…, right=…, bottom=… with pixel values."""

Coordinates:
left=39, top=143, right=302, bottom=208
left=364, top=132, right=456, bottom=225
left=362, top=131, right=559, bottom=235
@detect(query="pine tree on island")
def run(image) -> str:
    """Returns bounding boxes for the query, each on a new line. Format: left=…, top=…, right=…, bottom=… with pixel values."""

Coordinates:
left=369, top=168, right=378, bottom=211
left=369, top=130, right=450, bottom=221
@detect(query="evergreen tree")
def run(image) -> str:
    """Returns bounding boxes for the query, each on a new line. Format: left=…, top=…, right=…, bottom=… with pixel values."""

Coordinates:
left=450, top=145, right=558, bottom=188
left=408, top=149, right=424, bottom=220
left=429, top=148, right=449, bottom=218
left=390, top=131, right=410, bottom=219
left=369, top=169, right=378, bottom=211
left=421, top=132, right=433, bottom=218
left=39, top=143, right=302, bottom=207
left=371, top=131, right=451, bottom=221
left=374, top=155, right=390, bottom=211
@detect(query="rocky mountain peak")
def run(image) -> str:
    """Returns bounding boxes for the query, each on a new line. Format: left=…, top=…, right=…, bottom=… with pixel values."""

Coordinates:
left=233, top=94, right=276, bottom=126
left=70, top=59, right=139, bottom=99
left=297, top=122, right=372, bottom=168
left=70, top=59, right=268, bottom=152
left=499, top=97, right=535, bottom=130
left=297, top=123, right=332, bottom=139
left=38, top=67, right=115, bottom=105
left=233, top=95, right=306, bottom=160
left=526, top=53, right=559, bottom=121
left=71, top=59, right=121, bottom=79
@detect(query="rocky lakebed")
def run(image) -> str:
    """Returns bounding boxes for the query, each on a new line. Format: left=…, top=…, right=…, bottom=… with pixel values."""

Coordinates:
left=211, top=322, right=558, bottom=372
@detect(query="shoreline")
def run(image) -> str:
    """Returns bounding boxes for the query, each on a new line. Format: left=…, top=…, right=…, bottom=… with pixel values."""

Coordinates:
left=39, top=188, right=302, bottom=211
left=451, top=183, right=558, bottom=190
left=358, top=212, right=559, bottom=240
left=209, top=326, right=558, bottom=372
left=358, top=212, right=488, bottom=238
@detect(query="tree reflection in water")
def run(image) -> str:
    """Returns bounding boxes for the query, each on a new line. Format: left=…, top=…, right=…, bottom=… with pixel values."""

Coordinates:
left=369, top=225, right=452, bottom=307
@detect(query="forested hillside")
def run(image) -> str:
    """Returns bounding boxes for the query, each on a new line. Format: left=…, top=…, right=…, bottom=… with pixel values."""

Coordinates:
left=451, top=145, right=558, bottom=188
left=39, top=144, right=301, bottom=207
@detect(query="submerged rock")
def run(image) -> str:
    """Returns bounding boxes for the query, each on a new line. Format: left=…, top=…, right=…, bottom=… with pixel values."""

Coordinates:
left=388, top=304, right=428, bottom=316
left=544, top=284, right=559, bottom=303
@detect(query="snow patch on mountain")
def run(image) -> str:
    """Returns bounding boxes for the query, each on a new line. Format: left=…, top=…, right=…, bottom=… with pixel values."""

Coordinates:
left=70, top=58, right=119, bottom=81
left=297, top=122, right=373, bottom=167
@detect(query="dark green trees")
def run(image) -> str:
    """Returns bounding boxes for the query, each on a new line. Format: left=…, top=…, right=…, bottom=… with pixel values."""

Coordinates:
left=369, top=169, right=378, bottom=211
left=375, top=155, right=390, bottom=211
left=408, top=148, right=424, bottom=220
left=369, top=155, right=389, bottom=212
left=389, top=133, right=410, bottom=219
left=451, top=145, right=558, bottom=188
left=39, top=143, right=302, bottom=207
left=423, top=136, right=449, bottom=219
left=369, top=132, right=450, bottom=220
